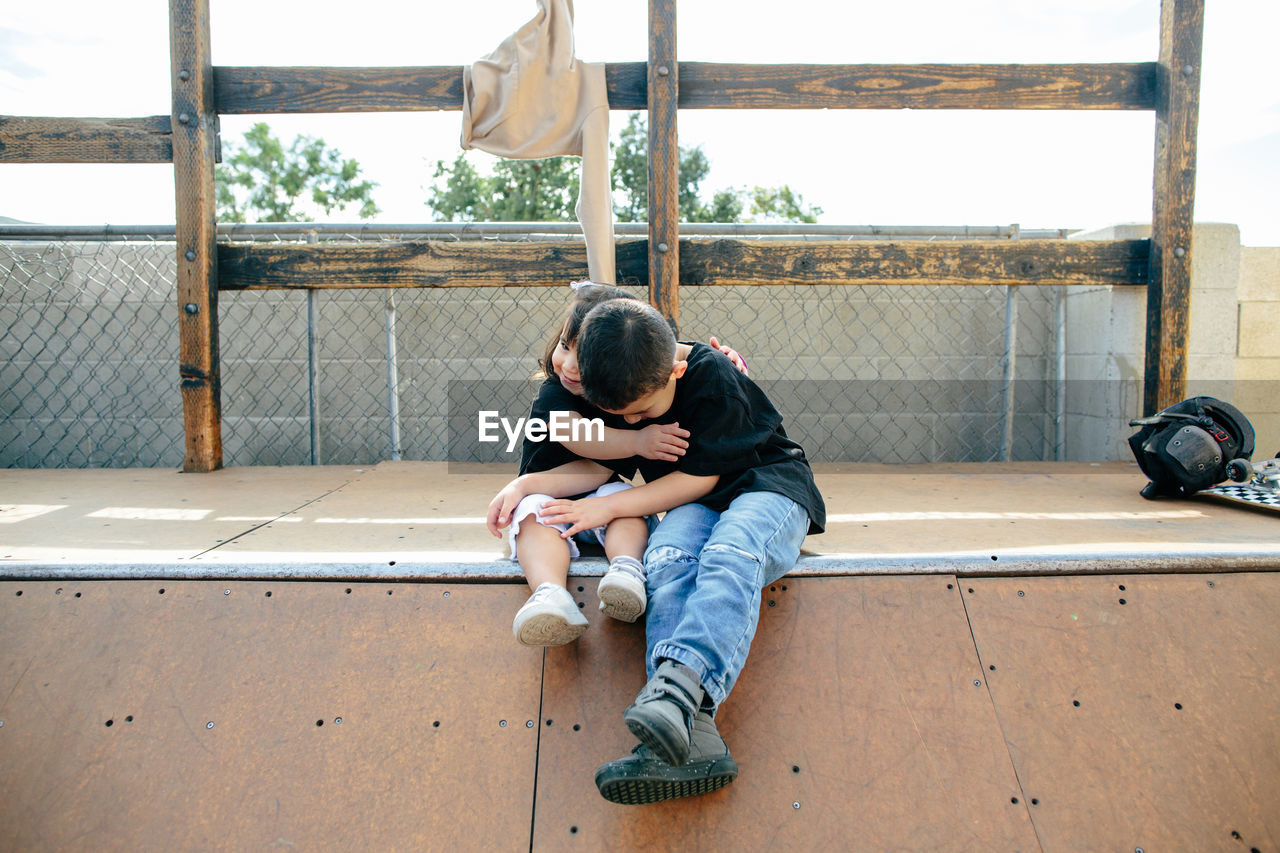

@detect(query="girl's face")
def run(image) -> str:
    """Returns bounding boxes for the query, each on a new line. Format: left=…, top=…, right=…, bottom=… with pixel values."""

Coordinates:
left=551, top=333, right=583, bottom=395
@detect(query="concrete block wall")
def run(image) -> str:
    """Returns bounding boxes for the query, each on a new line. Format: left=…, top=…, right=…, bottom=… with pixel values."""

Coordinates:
left=1237, top=247, right=1280, bottom=455
left=1064, top=223, right=1277, bottom=463
left=1063, top=225, right=1150, bottom=461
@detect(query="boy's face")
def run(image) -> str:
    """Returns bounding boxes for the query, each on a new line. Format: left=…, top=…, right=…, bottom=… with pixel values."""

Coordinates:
left=600, top=388, right=671, bottom=424
left=596, top=361, right=687, bottom=424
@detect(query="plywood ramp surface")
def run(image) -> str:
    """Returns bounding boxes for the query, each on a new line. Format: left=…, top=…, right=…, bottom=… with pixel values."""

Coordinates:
left=964, top=572, right=1280, bottom=852
left=0, top=580, right=541, bottom=851
left=536, top=575, right=1037, bottom=850
left=2, top=574, right=1277, bottom=851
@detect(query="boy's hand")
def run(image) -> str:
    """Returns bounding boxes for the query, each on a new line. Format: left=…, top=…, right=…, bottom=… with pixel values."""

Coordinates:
left=709, top=336, right=749, bottom=376
left=486, top=480, right=526, bottom=537
left=635, top=422, right=690, bottom=461
left=537, top=497, right=616, bottom=539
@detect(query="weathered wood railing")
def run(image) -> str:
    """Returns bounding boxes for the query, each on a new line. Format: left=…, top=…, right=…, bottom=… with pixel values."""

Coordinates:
left=0, top=0, right=1203, bottom=472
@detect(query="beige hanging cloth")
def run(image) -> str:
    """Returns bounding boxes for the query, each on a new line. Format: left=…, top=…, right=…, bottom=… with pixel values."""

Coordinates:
left=461, top=0, right=615, bottom=284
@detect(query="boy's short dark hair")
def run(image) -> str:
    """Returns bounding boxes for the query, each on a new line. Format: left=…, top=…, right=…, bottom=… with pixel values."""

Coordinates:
left=577, top=299, right=676, bottom=411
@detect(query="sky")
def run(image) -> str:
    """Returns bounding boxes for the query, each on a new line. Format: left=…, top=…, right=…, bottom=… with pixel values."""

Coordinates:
left=2, top=0, right=1277, bottom=246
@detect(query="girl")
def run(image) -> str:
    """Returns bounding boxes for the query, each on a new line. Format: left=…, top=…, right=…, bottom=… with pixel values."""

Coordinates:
left=486, top=282, right=746, bottom=646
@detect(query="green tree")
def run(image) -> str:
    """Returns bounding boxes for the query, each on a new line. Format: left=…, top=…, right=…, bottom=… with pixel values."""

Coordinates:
left=611, top=113, right=822, bottom=224
left=426, top=113, right=822, bottom=224
left=610, top=114, right=649, bottom=222
left=746, top=185, right=821, bottom=224
left=610, top=115, right=721, bottom=222
left=426, top=154, right=580, bottom=221
left=216, top=122, right=379, bottom=223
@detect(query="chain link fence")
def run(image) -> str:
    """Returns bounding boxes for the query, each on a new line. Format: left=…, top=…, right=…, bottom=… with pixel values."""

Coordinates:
left=1, top=237, right=182, bottom=467
left=3, top=225, right=1079, bottom=468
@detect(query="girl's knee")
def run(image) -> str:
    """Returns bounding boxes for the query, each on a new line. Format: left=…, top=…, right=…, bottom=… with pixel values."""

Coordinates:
left=606, top=516, right=647, bottom=534
left=514, top=518, right=564, bottom=543
left=511, top=493, right=554, bottom=526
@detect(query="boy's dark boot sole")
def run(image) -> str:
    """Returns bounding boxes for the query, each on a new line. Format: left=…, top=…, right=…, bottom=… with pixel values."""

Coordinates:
left=595, top=754, right=738, bottom=805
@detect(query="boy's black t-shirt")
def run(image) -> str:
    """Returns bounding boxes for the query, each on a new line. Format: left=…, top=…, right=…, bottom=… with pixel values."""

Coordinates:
left=607, top=342, right=826, bottom=535
left=518, top=377, right=621, bottom=476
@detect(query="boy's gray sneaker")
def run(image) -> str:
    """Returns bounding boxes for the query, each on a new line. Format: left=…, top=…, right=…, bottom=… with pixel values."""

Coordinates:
left=623, top=660, right=704, bottom=766
left=597, top=555, right=647, bottom=623
left=595, top=711, right=737, bottom=805
left=512, top=582, right=588, bottom=646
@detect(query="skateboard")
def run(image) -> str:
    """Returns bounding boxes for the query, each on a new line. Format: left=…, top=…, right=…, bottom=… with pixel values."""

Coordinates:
left=1198, top=455, right=1280, bottom=513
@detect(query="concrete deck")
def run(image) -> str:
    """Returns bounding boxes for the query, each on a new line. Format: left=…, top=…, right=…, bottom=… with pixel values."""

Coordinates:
left=2, top=463, right=1278, bottom=851
left=2, top=461, right=1279, bottom=579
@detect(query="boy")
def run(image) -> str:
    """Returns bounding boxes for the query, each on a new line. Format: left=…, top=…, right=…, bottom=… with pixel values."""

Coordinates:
left=535, top=298, right=825, bottom=805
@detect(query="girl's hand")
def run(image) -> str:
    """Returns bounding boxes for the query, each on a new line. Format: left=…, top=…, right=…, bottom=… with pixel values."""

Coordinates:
left=486, top=480, right=526, bottom=537
left=635, top=422, right=690, bottom=461
left=708, top=336, right=749, bottom=376
left=537, top=497, right=615, bottom=539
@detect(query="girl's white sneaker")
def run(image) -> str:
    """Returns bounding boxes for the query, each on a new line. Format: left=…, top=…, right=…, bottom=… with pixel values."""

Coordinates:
left=513, top=583, right=589, bottom=646
left=598, top=556, right=647, bottom=623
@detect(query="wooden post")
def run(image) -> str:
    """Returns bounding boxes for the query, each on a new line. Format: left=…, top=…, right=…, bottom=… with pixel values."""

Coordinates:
left=1144, top=0, right=1203, bottom=415
left=169, top=0, right=223, bottom=471
left=647, top=0, right=679, bottom=330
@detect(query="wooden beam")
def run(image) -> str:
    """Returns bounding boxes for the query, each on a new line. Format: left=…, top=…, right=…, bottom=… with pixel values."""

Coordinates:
left=676, top=62, right=1157, bottom=110
left=216, top=239, right=1149, bottom=291
left=1144, top=0, right=1203, bottom=415
left=170, top=0, right=223, bottom=472
left=679, top=238, right=1150, bottom=287
left=648, top=0, right=679, bottom=327
left=213, top=66, right=464, bottom=114
left=211, top=62, right=1157, bottom=114
left=217, top=241, right=646, bottom=290
left=0, top=116, right=173, bottom=163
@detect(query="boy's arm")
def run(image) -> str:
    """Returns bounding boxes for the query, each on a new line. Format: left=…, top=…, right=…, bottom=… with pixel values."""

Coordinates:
left=558, top=410, right=690, bottom=463
left=536, top=471, right=719, bottom=538
left=485, top=459, right=614, bottom=536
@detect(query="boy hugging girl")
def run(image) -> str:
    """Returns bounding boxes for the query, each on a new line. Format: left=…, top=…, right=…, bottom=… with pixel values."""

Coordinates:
left=486, top=288, right=824, bottom=805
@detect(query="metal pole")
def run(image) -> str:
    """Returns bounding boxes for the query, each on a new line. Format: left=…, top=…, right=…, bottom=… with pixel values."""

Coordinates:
left=385, top=287, right=402, bottom=461
left=1000, top=285, right=1018, bottom=462
left=306, top=230, right=320, bottom=465
left=1055, top=284, right=1067, bottom=461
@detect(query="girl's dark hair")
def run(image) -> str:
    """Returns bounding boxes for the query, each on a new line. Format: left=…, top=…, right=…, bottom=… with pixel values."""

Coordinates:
left=538, top=283, right=638, bottom=378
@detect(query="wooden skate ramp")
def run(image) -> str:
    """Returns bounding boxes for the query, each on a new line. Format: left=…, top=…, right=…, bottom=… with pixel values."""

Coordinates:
left=0, top=580, right=542, bottom=851
left=2, top=574, right=1278, bottom=851
left=963, top=572, right=1280, bottom=851
left=536, top=575, right=1038, bottom=849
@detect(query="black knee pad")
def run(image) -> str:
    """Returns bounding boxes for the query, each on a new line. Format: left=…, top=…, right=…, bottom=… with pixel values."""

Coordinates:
left=1128, top=396, right=1254, bottom=497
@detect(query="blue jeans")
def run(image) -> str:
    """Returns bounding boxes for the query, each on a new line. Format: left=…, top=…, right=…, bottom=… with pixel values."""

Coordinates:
left=642, top=491, right=810, bottom=709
